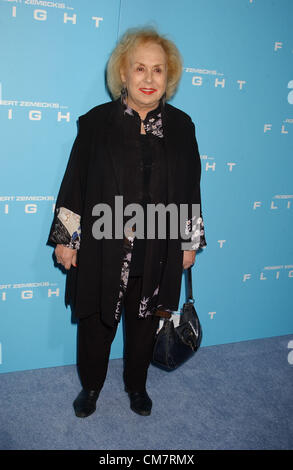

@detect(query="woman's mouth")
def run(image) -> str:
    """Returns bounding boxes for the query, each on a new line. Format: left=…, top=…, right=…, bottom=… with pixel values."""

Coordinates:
left=139, top=88, right=157, bottom=95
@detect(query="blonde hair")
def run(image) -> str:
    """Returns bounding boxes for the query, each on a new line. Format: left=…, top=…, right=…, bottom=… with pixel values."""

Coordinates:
left=106, top=27, right=183, bottom=101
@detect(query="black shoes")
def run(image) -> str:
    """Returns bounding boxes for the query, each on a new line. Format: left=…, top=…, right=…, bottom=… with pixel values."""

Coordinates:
left=125, top=386, right=152, bottom=416
left=73, top=389, right=100, bottom=418
left=73, top=387, right=152, bottom=417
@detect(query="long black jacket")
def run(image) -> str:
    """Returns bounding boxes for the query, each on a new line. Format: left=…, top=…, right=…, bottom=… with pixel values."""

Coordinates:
left=47, top=99, right=206, bottom=327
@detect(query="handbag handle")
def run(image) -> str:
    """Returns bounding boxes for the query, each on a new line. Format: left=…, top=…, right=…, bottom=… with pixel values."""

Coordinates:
left=155, top=268, right=194, bottom=318
left=186, top=267, right=194, bottom=303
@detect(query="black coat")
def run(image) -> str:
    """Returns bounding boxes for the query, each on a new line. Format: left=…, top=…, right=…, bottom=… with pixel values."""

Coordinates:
left=48, top=99, right=205, bottom=327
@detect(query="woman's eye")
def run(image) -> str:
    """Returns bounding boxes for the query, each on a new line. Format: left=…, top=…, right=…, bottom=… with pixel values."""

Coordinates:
left=137, top=66, right=144, bottom=72
left=154, top=68, right=162, bottom=73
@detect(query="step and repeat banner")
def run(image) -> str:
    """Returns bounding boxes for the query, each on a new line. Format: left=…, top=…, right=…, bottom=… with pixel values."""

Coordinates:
left=0, top=0, right=292, bottom=373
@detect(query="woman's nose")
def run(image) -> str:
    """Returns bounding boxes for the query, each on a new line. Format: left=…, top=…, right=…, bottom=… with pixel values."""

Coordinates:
left=145, top=69, right=152, bottom=83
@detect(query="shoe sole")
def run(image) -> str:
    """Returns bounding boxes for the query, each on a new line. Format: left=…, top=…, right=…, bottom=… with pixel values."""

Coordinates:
left=130, top=406, right=151, bottom=416
left=74, top=409, right=96, bottom=418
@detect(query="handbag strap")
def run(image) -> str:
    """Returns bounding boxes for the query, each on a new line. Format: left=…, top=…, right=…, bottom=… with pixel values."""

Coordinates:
left=186, top=267, right=194, bottom=303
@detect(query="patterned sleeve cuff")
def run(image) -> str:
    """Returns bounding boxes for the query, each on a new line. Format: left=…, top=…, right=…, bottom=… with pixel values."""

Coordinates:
left=50, top=207, right=81, bottom=249
left=183, top=215, right=207, bottom=251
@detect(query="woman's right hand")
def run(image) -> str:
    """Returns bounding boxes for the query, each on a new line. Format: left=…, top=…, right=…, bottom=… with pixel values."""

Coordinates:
left=55, top=244, right=77, bottom=270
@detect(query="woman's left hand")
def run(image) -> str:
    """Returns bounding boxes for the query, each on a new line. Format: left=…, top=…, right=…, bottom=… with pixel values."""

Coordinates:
left=183, top=250, right=196, bottom=270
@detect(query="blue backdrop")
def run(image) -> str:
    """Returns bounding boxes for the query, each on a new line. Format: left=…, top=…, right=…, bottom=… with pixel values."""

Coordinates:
left=0, top=0, right=292, bottom=373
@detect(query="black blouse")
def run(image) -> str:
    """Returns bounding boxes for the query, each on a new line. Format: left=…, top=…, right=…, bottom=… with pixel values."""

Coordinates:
left=128, top=133, right=152, bottom=276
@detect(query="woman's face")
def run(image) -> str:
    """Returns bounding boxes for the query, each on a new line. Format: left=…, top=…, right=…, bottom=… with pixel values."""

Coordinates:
left=120, top=42, right=168, bottom=117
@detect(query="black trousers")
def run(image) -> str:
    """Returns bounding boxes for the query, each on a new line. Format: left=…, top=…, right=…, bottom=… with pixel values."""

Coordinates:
left=77, top=276, right=160, bottom=393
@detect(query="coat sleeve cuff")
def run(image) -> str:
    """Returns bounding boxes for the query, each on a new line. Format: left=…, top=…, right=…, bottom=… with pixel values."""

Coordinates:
left=48, top=206, right=81, bottom=250
left=182, top=215, right=207, bottom=251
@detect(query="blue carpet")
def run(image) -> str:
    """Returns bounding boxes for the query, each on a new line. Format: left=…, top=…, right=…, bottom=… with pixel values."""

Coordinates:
left=0, top=334, right=292, bottom=450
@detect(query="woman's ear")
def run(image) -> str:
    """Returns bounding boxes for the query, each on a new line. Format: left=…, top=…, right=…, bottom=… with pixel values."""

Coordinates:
left=120, top=67, right=126, bottom=84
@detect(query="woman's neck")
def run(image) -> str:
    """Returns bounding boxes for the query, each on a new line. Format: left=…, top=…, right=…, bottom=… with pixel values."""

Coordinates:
left=126, top=99, right=160, bottom=122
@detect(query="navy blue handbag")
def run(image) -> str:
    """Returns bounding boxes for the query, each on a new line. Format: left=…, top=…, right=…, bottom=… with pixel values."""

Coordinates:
left=152, top=267, right=202, bottom=371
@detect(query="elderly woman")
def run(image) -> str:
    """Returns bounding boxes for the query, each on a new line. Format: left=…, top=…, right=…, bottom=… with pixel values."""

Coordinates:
left=48, top=28, right=207, bottom=418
